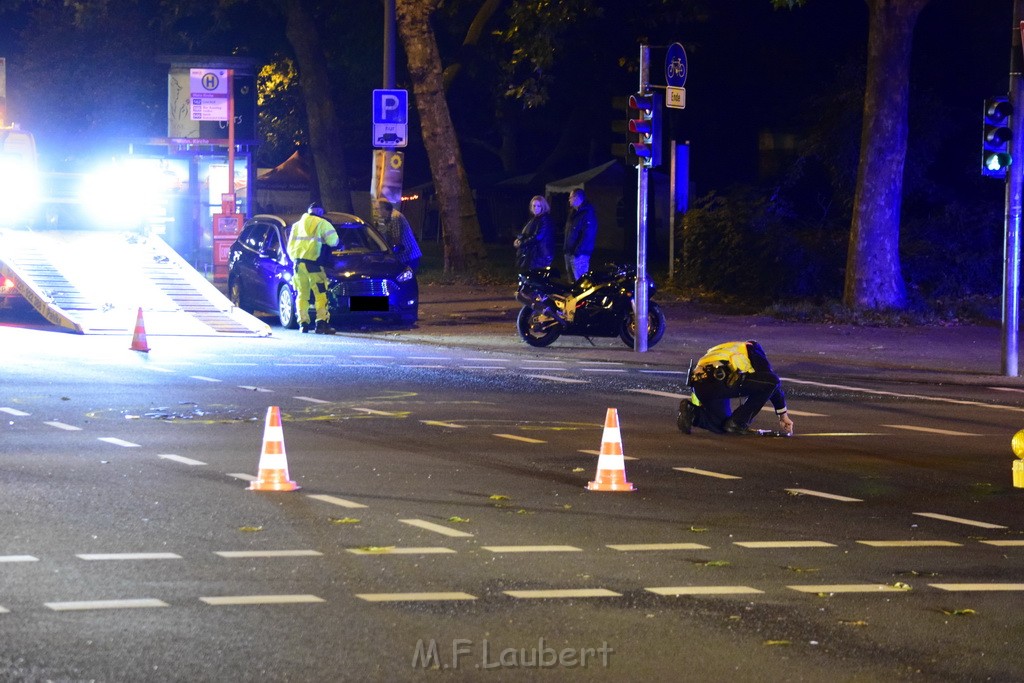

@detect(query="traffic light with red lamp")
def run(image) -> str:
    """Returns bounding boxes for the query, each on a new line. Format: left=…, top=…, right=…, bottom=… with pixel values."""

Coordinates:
left=982, top=96, right=1013, bottom=178
left=628, top=91, right=663, bottom=168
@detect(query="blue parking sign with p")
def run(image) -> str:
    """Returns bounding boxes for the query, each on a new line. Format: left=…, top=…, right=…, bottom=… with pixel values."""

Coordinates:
left=373, top=89, right=408, bottom=125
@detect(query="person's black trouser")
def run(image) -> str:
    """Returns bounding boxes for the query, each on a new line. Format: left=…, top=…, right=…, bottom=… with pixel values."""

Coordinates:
left=691, top=372, right=782, bottom=433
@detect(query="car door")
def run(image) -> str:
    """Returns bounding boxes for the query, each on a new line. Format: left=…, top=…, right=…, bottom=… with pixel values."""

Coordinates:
left=253, top=223, right=288, bottom=312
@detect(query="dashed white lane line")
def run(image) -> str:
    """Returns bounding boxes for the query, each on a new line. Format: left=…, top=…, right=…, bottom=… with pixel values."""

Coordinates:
left=461, top=365, right=507, bottom=370
left=227, top=473, right=257, bottom=482
left=238, top=385, right=273, bottom=393
left=215, top=550, right=322, bottom=558
left=158, top=454, right=206, bottom=466
left=0, top=407, right=29, bottom=416
left=44, top=421, right=81, bottom=431
left=913, top=512, right=1007, bottom=529
left=421, top=420, right=466, bottom=428
left=526, top=375, right=589, bottom=384
left=189, top=375, right=222, bottom=383
left=786, top=488, right=863, bottom=503
left=734, top=541, right=837, bottom=549
left=607, top=543, right=710, bottom=551
left=199, top=594, right=325, bottom=606
left=784, top=377, right=1024, bottom=413
left=930, top=583, right=1024, bottom=592
left=351, top=355, right=393, bottom=360
left=504, top=589, right=620, bottom=599
left=211, top=362, right=258, bottom=367
left=141, top=366, right=174, bottom=373
left=276, top=363, right=319, bottom=368
left=347, top=547, right=457, bottom=555
left=857, top=540, right=962, bottom=548
left=882, top=424, right=982, bottom=437
left=990, top=387, right=1024, bottom=393
left=295, top=396, right=331, bottom=404
left=788, top=585, right=911, bottom=594
left=981, top=540, right=1024, bottom=546
left=0, top=556, right=38, bottom=563
left=77, top=553, right=183, bottom=561
left=400, top=519, right=474, bottom=538
left=464, top=358, right=506, bottom=363
left=307, top=494, right=368, bottom=509
left=630, top=389, right=685, bottom=399
left=97, top=437, right=140, bottom=448
left=580, top=448, right=638, bottom=461
left=522, top=366, right=567, bottom=371
left=579, top=368, right=627, bottom=373
left=639, top=370, right=689, bottom=376
left=483, top=545, right=582, bottom=553
left=410, top=356, right=447, bottom=361
left=494, top=433, right=546, bottom=444
left=356, top=592, right=477, bottom=602
left=403, top=364, right=444, bottom=369
left=674, top=467, right=740, bottom=480
left=46, top=599, right=169, bottom=611
left=646, top=586, right=763, bottom=596
left=353, top=407, right=405, bottom=416
left=0, top=606, right=8, bottom=613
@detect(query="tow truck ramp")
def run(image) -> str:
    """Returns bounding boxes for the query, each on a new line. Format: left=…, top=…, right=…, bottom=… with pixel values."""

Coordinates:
left=0, top=229, right=271, bottom=336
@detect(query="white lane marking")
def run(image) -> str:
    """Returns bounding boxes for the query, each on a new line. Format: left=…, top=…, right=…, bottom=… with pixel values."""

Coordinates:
left=464, top=358, right=506, bottom=363
left=639, top=370, right=689, bottom=376
left=420, top=420, right=466, bottom=429
left=353, top=407, right=404, bottom=416
left=674, top=467, right=741, bottom=480
left=0, top=407, right=29, bottom=416
left=734, top=541, right=837, bottom=549
left=788, top=585, right=911, bottom=594
left=526, top=374, right=589, bottom=384
left=799, top=433, right=885, bottom=437
left=483, top=545, right=582, bottom=553
left=215, top=550, right=322, bottom=558
left=786, top=488, right=862, bottom=502
left=295, top=396, right=331, bottom=404
left=77, top=553, right=183, bottom=561
left=346, top=547, right=457, bottom=555
left=585, top=361, right=624, bottom=366
left=158, top=454, right=206, bottom=466
left=356, top=592, right=476, bottom=602
left=580, top=449, right=638, bottom=461
left=276, top=363, right=318, bottom=368
left=646, top=586, right=764, bottom=596
left=0, top=606, right=7, bottom=613
left=400, top=519, right=474, bottom=538
left=913, top=512, right=1007, bottom=529
left=607, top=543, right=710, bottom=551
left=44, top=421, right=81, bottom=431
left=227, top=473, right=257, bottom=482
left=200, top=594, right=325, bottom=606
left=857, top=540, right=961, bottom=548
left=505, top=589, right=620, bottom=599
left=882, top=424, right=982, bottom=437
left=784, top=377, right=1024, bottom=413
left=990, top=387, right=1024, bottom=393
left=0, top=555, right=38, bottom=562
left=461, top=366, right=507, bottom=370
left=579, top=368, right=627, bottom=373
left=189, top=375, right=222, bottom=383
left=211, top=362, right=257, bottom=367
left=930, top=583, right=1024, bottom=592
left=238, top=385, right=274, bottom=393
left=981, top=540, right=1024, bottom=546
left=522, top=366, right=567, bottom=370
left=403, top=364, right=444, bottom=369
left=46, top=599, right=168, bottom=611
left=351, top=355, right=392, bottom=359
left=410, top=356, right=447, bottom=361
left=141, top=366, right=174, bottom=373
left=494, top=433, right=545, bottom=444
left=520, top=360, right=564, bottom=364
left=631, top=389, right=685, bottom=399
left=306, top=494, right=368, bottom=509
left=98, top=437, right=140, bottom=448
left=786, top=409, right=828, bottom=417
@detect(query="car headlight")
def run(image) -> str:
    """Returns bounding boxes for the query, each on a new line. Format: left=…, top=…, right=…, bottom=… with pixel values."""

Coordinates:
left=396, top=267, right=414, bottom=283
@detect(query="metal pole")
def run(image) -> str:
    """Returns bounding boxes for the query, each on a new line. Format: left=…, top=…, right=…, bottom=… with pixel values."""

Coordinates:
left=668, top=140, right=676, bottom=281
left=635, top=45, right=650, bottom=353
left=227, top=69, right=235, bottom=214
left=1003, top=3, right=1024, bottom=376
left=383, top=0, right=396, bottom=89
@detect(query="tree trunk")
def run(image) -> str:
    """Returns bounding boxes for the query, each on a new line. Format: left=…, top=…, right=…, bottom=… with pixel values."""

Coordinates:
left=844, top=0, right=929, bottom=310
left=276, top=0, right=353, bottom=213
left=396, top=0, right=487, bottom=272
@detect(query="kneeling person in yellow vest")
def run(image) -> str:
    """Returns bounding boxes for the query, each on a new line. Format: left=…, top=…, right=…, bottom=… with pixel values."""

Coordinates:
left=678, top=340, right=794, bottom=436
left=287, top=202, right=340, bottom=334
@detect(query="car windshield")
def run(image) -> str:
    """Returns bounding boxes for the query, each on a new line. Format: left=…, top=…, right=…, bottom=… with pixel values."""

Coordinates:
left=330, top=222, right=389, bottom=254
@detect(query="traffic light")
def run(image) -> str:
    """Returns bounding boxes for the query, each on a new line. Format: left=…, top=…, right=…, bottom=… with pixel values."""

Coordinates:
left=982, top=96, right=1013, bottom=177
left=628, top=91, right=662, bottom=168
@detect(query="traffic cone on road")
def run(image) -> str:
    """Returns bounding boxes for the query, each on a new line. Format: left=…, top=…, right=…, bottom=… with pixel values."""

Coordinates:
left=248, top=406, right=300, bottom=492
left=129, top=307, right=150, bottom=352
left=586, top=408, right=636, bottom=492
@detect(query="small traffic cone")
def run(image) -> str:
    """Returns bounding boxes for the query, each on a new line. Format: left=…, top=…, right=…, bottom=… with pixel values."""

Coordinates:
left=248, top=406, right=300, bottom=492
left=129, top=307, right=150, bottom=352
left=586, top=408, right=636, bottom=492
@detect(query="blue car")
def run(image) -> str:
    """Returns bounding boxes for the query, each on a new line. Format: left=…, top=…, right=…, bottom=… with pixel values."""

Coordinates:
left=227, top=212, right=418, bottom=329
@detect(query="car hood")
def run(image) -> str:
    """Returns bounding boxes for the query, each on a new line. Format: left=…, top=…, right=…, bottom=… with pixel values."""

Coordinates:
left=323, top=252, right=407, bottom=280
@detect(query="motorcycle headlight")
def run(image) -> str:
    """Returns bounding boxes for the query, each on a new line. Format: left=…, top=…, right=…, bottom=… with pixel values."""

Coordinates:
left=396, top=267, right=414, bottom=283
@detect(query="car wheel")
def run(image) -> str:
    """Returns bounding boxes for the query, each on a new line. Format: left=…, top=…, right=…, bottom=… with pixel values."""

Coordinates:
left=516, top=305, right=561, bottom=347
left=278, top=284, right=299, bottom=329
left=619, top=301, right=666, bottom=348
left=228, top=279, right=247, bottom=312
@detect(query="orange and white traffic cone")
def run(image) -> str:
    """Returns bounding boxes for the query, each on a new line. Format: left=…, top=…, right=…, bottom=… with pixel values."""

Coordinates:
left=129, top=307, right=150, bottom=352
left=248, top=406, right=300, bottom=492
left=586, top=408, right=636, bottom=492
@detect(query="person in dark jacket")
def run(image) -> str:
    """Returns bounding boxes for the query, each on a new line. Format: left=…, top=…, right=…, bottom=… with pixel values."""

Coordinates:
left=514, top=195, right=556, bottom=272
left=678, top=340, right=795, bottom=436
left=563, top=188, right=598, bottom=281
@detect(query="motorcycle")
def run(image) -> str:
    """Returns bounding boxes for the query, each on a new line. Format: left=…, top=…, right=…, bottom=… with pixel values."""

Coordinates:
left=515, top=263, right=666, bottom=348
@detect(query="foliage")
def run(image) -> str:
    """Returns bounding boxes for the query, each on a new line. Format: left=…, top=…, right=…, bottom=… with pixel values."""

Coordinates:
left=256, top=58, right=304, bottom=166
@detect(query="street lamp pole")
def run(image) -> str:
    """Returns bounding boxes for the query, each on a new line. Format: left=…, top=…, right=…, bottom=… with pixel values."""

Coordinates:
left=1003, top=0, right=1024, bottom=376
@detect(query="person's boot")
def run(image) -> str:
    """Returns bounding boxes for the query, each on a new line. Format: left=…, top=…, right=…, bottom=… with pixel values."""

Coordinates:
left=300, top=322, right=312, bottom=333
left=723, top=417, right=755, bottom=436
left=677, top=400, right=696, bottom=435
left=314, top=320, right=336, bottom=335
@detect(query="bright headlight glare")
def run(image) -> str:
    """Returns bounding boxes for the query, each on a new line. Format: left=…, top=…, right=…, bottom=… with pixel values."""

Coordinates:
left=396, top=267, right=414, bottom=283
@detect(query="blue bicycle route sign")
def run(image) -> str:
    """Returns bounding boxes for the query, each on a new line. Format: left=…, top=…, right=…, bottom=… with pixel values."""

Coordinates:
left=665, top=42, right=687, bottom=88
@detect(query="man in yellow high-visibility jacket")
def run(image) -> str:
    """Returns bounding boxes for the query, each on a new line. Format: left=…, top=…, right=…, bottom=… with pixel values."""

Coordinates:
left=286, top=202, right=339, bottom=334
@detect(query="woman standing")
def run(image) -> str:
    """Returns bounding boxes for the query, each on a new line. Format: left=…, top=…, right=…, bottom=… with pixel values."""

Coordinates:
left=514, top=195, right=555, bottom=273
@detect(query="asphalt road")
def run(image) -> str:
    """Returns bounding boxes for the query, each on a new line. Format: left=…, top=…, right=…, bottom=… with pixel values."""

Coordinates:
left=2, top=305, right=1024, bottom=682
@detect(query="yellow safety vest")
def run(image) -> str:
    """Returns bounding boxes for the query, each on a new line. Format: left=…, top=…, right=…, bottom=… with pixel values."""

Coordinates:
left=287, top=214, right=338, bottom=262
left=692, top=341, right=754, bottom=382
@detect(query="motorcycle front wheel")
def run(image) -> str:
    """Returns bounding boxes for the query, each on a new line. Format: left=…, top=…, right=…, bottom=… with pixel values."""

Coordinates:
left=517, top=305, right=562, bottom=347
left=619, top=301, right=666, bottom=348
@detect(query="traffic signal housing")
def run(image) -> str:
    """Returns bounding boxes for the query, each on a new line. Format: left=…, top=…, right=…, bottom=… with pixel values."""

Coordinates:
left=983, top=96, right=1013, bottom=177
left=628, top=91, right=662, bottom=168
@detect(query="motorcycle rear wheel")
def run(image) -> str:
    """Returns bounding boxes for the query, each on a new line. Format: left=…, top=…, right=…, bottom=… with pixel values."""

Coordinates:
left=517, top=305, right=562, bottom=347
left=619, top=301, right=666, bottom=348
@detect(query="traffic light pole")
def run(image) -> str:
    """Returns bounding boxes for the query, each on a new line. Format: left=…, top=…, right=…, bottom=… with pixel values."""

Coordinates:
left=1003, top=1, right=1024, bottom=376
left=634, top=45, right=651, bottom=353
